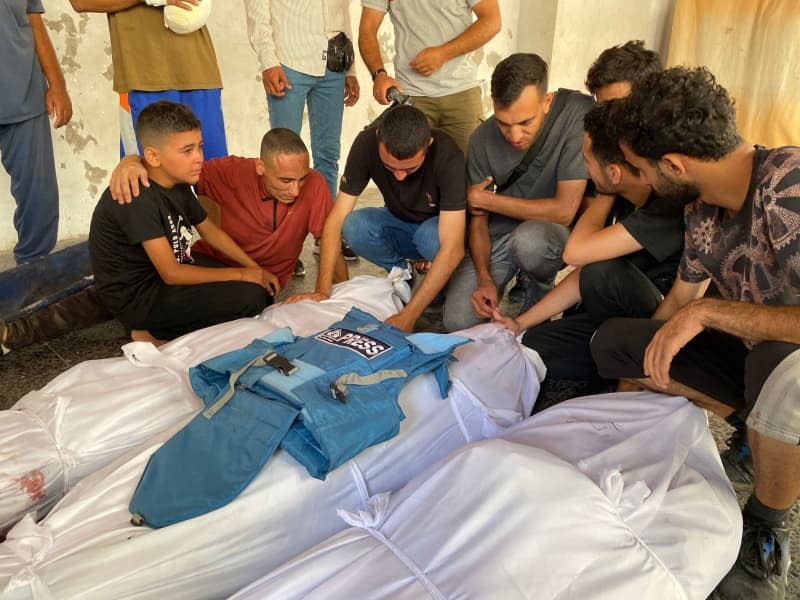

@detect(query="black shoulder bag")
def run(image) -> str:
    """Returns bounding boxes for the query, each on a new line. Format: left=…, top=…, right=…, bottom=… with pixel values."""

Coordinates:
left=494, top=89, right=579, bottom=194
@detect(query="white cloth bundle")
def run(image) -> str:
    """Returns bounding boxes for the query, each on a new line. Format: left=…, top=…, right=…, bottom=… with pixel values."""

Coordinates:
left=231, top=393, right=741, bottom=600
left=0, top=322, right=540, bottom=600
left=0, top=276, right=401, bottom=536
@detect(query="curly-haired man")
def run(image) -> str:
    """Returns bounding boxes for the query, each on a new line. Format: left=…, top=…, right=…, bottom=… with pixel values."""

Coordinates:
left=591, top=66, right=800, bottom=600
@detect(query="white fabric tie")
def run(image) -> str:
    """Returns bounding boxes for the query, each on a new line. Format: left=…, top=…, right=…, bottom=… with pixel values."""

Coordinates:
left=338, top=494, right=447, bottom=600
left=3, top=514, right=56, bottom=599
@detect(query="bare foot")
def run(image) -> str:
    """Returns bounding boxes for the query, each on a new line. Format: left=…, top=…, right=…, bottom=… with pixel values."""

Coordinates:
left=131, top=329, right=168, bottom=347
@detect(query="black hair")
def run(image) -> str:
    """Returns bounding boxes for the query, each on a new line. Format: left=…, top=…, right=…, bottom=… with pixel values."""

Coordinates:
left=260, top=128, right=308, bottom=161
left=617, top=66, right=742, bottom=162
left=585, top=40, right=662, bottom=95
left=491, top=53, right=549, bottom=108
left=377, top=105, right=431, bottom=159
left=135, top=100, right=201, bottom=148
left=583, top=99, right=639, bottom=175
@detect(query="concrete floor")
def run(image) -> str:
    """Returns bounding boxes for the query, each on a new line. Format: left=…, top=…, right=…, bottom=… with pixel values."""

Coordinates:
left=0, top=188, right=797, bottom=596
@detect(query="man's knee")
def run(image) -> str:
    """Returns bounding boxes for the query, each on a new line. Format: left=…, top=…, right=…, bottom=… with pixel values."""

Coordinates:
left=412, top=217, right=441, bottom=261
left=508, top=222, right=567, bottom=277
left=580, top=259, right=663, bottom=320
left=341, top=209, right=378, bottom=244
left=590, top=318, right=658, bottom=380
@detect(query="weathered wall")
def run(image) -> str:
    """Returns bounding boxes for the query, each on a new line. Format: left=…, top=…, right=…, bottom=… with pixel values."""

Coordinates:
left=0, top=0, right=675, bottom=253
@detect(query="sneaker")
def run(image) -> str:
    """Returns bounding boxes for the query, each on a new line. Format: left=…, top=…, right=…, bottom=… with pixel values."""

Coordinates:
left=721, top=427, right=754, bottom=489
left=293, top=259, right=306, bottom=278
left=507, top=273, right=529, bottom=304
left=341, top=241, right=358, bottom=261
left=712, top=516, right=791, bottom=600
left=312, top=238, right=358, bottom=261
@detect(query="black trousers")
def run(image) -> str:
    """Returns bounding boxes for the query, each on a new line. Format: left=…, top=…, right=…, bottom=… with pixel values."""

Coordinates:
left=123, top=256, right=272, bottom=340
left=521, top=257, right=664, bottom=382
left=591, top=317, right=799, bottom=416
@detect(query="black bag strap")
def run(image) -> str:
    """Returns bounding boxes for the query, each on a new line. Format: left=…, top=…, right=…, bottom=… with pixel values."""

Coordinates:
left=495, top=88, right=578, bottom=194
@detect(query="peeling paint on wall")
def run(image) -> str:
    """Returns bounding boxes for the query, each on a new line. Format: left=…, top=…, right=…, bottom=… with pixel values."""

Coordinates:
left=65, top=120, right=98, bottom=153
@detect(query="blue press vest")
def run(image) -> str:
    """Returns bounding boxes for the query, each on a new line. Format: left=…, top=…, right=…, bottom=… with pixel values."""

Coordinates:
left=129, top=308, right=468, bottom=528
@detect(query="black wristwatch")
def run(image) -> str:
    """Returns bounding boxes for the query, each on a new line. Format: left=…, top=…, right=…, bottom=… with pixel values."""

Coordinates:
left=370, top=67, right=387, bottom=81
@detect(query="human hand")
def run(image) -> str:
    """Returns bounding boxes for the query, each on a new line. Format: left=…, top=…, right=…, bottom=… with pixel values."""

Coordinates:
left=384, top=310, right=416, bottom=332
left=372, top=72, right=401, bottom=104
left=643, top=304, right=705, bottom=389
left=46, top=84, right=72, bottom=129
left=166, top=0, right=200, bottom=10
left=470, top=279, right=498, bottom=319
left=491, top=307, right=520, bottom=336
left=344, top=76, right=360, bottom=107
left=409, top=46, right=448, bottom=77
left=283, top=291, right=330, bottom=304
left=110, top=156, right=149, bottom=204
left=467, top=176, right=495, bottom=216
left=240, top=267, right=280, bottom=297
left=262, top=66, right=292, bottom=97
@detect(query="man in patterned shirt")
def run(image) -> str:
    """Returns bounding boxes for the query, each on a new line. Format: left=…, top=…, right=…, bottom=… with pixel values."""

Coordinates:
left=590, top=66, right=800, bottom=600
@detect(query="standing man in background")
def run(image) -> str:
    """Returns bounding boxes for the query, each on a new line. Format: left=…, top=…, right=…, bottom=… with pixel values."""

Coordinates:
left=1, top=0, right=72, bottom=263
left=244, top=0, right=361, bottom=265
left=68, top=0, right=228, bottom=159
left=358, top=0, right=501, bottom=154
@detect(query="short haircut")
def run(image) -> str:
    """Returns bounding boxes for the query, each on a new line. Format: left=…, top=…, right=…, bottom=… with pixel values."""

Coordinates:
left=617, top=66, right=742, bottom=162
left=260, top=128, right=308, bottom=162
left=491, top=53, right=549, bottom=108
left=583, top=100, right=638, bottom=175
left=377, top=105, right=431, bottom=159
left=135, top=100, right=201, bottom=148
left=585, top=40, right=662, bottom=95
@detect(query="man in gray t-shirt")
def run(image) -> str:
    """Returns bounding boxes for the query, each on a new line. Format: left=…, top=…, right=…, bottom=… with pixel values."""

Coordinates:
left=0, top=0, right=71, bottom=263
left=442, top=53, right=594, bottom=332
left=358, top=0, right=500, bottom=154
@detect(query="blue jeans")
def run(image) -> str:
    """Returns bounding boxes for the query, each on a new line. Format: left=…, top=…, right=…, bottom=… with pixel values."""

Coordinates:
left=341, top=207, right=440, bottom=271
left=0, top=111, right=58, bottom=263
left=125, top=89, right=228, bottom=159
left=267, top=65, right=345, bottom=200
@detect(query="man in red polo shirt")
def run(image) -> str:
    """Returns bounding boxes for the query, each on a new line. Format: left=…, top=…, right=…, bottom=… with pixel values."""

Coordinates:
left=110, top=127, right=346, bottom=291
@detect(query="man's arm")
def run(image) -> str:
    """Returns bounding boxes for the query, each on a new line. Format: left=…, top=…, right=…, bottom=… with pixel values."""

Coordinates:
left=358, top=7, right=401, bottom=104
left=27, top=14, right=72, bottom=129
left=408, top=0, right=501, bottom=77
left=242, top=0, right=292, bottom=97
left=467, top=213, right=497, bottom=319
left=468, top=179, right=586, bottom=226
left=285, top=191, right=358, bottom=303
left=494, top=267, right=582, bottom=335
left=69, top=0, right=197, bottom=13
left=562, top=194, right=643, bottom=265
left=386, top=210, right=466, bottom=332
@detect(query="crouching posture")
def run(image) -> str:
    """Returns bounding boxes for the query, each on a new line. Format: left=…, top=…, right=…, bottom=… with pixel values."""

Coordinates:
left=90, top=101, right=278, bottom=343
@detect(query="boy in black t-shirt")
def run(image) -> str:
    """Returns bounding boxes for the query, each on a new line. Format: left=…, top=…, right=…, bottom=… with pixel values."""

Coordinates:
left=89, top=101, right=279, bottom=343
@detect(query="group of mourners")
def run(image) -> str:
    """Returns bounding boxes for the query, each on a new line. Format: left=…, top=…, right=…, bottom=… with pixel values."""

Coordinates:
left=2, top=1, right=799, bottom=599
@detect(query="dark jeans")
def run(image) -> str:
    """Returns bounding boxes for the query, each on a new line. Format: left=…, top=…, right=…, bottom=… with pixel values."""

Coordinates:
left=590, top=317, right=799, bottom=416
left=522, top=257, right=665, bottom=382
